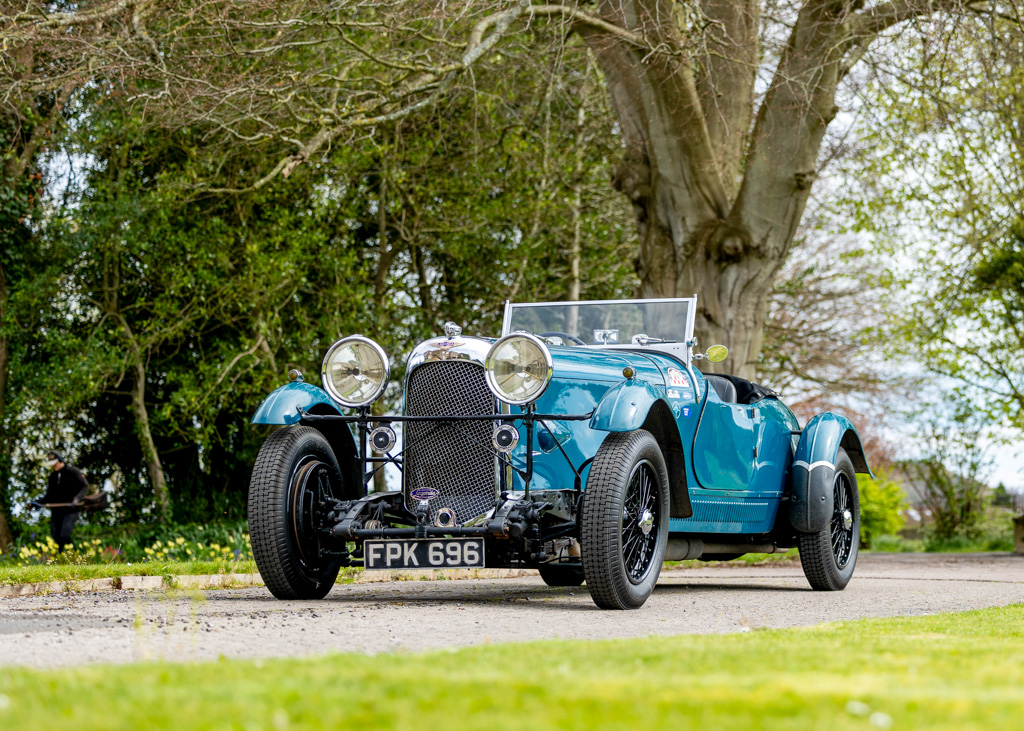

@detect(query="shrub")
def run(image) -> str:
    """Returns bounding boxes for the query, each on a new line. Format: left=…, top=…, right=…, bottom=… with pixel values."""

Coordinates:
left=923, top=508, right=1015, bottom=552
left=857, top=471, right=907, bottom=548
left=0, top=521, right=252, bottom=567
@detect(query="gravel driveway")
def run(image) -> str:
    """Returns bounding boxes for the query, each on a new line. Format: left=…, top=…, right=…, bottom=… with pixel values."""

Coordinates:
left=1, top=553, right=1021, bottom=669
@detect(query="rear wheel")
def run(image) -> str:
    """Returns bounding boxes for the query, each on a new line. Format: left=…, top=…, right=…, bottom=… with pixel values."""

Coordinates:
left=538, top=563, right=585, bottom=587
left=581, top=430, right=670, bottom=609
left=249, top=426, right=344, bottom=599
left=798, top=447, right=860, bottom=591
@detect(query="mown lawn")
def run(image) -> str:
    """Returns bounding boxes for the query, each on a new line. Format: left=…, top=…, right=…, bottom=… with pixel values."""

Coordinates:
left=0, top=559, right=260, bottom=586
left=0, top=604, right=1021, bottom=729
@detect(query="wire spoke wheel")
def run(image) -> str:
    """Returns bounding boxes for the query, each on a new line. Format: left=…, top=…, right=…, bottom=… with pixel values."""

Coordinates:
left=581, top=430, right=669, bottom=610
left=621, top=460, right=659, bottom=583
left=830, top=471, right=854, bottom=569
left=797, top=447, right=860, bottom=591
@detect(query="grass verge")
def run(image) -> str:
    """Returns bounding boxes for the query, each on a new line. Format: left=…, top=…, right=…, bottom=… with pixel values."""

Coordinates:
left=665, top=548, right=800, bottom=569
left=0, top=559, right=259, bottom=586
left=2, top=551, right=796, bottom=587
left=2, top=604, right=1022, bottom=729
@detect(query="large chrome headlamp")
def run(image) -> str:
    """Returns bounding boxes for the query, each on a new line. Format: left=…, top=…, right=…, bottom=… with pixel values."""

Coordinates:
left=484, top=333, right=553, bottom=406
left=321, top=335, right=389, bottom=408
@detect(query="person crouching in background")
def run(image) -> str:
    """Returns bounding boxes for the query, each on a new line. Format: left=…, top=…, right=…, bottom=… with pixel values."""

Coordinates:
left=29, top=450, right=90, bottom=552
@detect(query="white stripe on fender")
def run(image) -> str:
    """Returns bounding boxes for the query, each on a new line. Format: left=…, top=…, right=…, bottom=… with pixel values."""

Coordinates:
left=793, top=460, right=834, bottom=471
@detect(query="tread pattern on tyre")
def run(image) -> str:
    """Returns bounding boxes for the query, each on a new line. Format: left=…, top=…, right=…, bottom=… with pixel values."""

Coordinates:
left=797, top=447, right=859, bottom=591
left=248, top=426, right=341, bottom=600
left=581, top=429, right=669, bottom=610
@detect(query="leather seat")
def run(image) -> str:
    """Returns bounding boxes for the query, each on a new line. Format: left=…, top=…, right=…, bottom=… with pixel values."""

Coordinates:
left=704, top=375, right=738, bottom=404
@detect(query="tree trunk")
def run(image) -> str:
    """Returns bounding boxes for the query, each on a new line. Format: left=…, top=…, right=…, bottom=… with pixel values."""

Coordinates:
left=0, top=263, right=11, bottom=552
left=0, top=513, right=12, bottom=553
left=576, top=0, right=922, bottom=378
left=0, top=345, right=12, bottom=552
left=566, top=97, right=586, bottom=334
left=130, top=357, right=170, bottom=521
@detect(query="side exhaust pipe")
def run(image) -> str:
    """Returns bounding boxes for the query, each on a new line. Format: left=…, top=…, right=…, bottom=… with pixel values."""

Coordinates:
left=665, top=537, right=788, bottom=561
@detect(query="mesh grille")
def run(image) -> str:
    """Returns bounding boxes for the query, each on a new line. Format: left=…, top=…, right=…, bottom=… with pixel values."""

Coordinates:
left=404, top=361, right=497, bottom=524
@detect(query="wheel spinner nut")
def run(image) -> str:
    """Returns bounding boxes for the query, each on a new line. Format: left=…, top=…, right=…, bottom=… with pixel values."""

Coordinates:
left=639, top=509, right=655, bottom=535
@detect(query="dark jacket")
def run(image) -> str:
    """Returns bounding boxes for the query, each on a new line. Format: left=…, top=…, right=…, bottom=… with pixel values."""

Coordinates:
left=41, top=464, right=90, bottom=509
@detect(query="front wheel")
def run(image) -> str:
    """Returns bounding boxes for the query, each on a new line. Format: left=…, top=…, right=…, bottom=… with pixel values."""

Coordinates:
left=798, top=447, right=860, bottom=591
left=581, top=430, right=670, bottom=609
left=249, top=426, right=345, bottom=599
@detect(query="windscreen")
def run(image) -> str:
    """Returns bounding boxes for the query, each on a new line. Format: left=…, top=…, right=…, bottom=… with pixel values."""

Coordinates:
left=506, top=300, right=691, bottom=346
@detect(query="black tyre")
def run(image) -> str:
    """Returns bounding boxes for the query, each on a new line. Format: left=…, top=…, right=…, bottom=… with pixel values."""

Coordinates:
left=581, top=430, right=670, bottom=609
left=538, top=563, right=585, bottom=587
left=798, top=447, right=860, bottom=591
left=249, top=426, right=345, bottom=599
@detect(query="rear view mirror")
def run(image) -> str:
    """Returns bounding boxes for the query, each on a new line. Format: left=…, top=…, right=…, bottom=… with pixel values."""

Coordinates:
left=705, top=345, right=729, bottom=363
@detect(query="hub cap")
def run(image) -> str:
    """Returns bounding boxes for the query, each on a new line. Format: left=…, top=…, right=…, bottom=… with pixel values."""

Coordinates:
left=621, top=460, right=659, bottom=583
left=830, top=472, right=855, bottom=569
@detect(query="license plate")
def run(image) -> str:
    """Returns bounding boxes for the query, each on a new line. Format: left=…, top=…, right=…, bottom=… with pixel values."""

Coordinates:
left=364, top=539, right=485, bottom=570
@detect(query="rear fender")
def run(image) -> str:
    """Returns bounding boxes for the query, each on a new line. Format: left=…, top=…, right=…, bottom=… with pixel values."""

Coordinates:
left=789, top=413, right=873, bottom=533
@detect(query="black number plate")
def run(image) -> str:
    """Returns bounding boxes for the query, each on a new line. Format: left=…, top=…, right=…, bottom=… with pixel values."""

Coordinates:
left=364, top=539, right=485, bottom=570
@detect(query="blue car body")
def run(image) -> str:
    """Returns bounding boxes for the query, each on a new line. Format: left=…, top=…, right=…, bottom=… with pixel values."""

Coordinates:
left=254, top=328, right=869, bottom=538
left=249, top=296, right=871, bottom=606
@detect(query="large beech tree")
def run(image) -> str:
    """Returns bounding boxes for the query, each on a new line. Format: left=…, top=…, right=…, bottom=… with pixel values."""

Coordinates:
left=566, top=0, right=976, bottom=375
left=1, top=1, right=981, bottom=379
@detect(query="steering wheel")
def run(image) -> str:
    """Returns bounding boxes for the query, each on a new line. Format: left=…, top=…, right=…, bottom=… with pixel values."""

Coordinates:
left=538, top=331, right=587, bottom=346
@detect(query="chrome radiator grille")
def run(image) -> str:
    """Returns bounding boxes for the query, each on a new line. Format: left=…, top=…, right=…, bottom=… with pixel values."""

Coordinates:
left=403, top=361, right=498, bottom=524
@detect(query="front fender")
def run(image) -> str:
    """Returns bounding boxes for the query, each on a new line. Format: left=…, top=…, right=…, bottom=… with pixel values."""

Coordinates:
left=589, top=380, right=668, bottom=432
left=789, top=413, right=873, bottom=533
left=252, top=382, right=341, bottom=425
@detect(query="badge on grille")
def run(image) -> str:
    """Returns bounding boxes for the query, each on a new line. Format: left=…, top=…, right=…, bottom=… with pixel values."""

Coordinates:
left=410, top=487, right=440, bottom=501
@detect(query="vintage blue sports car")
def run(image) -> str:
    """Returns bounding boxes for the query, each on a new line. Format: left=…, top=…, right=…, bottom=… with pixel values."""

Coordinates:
left=248, top=297, right=871, bottom=609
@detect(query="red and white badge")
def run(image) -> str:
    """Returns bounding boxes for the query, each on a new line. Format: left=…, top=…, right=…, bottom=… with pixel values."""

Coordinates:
left=667, top=368, right=688, bottom=387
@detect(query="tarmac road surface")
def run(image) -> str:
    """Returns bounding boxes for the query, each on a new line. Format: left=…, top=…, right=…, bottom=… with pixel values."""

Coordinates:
left=1, top=552, right=1022, bottom=669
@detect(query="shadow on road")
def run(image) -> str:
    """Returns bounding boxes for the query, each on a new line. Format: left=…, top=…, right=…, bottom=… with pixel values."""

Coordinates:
left=654, top=581, right=810, bottom=595
left=203, top=577, right=811, bottom=612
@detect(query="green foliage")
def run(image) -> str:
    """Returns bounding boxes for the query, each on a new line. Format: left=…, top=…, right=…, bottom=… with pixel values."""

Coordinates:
left=868, top=513, right=1014, bottom=553
left=923, top=509, right=1015, bottom=553
left=866, top=534, right=925, bottom=553
left=2, top=34, right=638, bottom=527
left=0, top=520, right=252, bottom=566
left=1, top=109, right=67, bottom=531
left=856, top=471, right=907, bottom=549
left=2, top=605, right=1024, bottom=729
left=835, top=19, right=1024, bottom=439
left=901, top=410, right=992, bottom=541
left=991, top=483, right=1016, bottom=509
